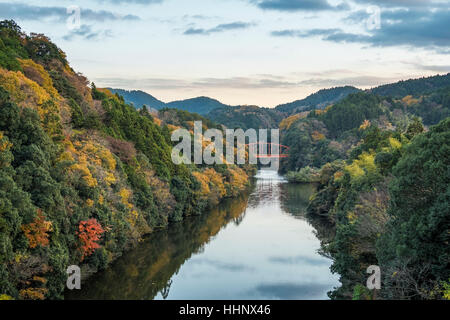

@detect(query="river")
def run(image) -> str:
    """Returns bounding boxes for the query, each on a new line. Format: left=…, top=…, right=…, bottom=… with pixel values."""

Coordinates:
left=66, top=169, right=339, bottom=300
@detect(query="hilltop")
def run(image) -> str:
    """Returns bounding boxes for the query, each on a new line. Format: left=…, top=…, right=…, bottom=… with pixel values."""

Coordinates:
left=107, top=88, right=231, bottom=115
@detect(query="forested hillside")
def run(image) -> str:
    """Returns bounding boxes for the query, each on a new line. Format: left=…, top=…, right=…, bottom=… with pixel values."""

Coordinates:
left=281, top=87, right=450, bottom=299
left=371, top=73, right=450, bottom=98
left=0, top=20, right=254, bottom=300
left=275, top=86, right=360, bottom=115
left=108, top=88, right=231, bottom=115
left=107, top=88, right=165, bottom=111
left=166, top=96, right=230, bottom=115
left=280, top=87, right=450, bottom=173
left=206, top=105, right=284, bottom=130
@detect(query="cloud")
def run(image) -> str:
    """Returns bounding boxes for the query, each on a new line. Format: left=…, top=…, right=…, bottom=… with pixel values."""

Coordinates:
left=94, top=69, right=434, bottom=94
left=94, top=75, right=300, bottom=90
left=183, top=21, right=254, bottom=35
left=271, top=28, right=340, bottom=37
left=192, top=76, right=301, bottom=89
left=272, top=8, right=450, bottom=49
left=297, top=75, right=402, bottom=87
left=189, top=258, right=254, bottom=272
left=254, top=282, right=331, bottom=299
left=268, top=255, right=330, bottom=266
left=92, top=0, right=163, bottom=4
left=248, top=0, right=350, bottom=12
left=408, top=63, right=450, bottom=73
left=63, top=25, right=113, bottom=41
left=352, top=0, right=445, bottom=9
left=182, top=14, right=217, bottom=20
left=94, top=72, right=407, bottom=92
left=0, top=3, right=140, bottom=22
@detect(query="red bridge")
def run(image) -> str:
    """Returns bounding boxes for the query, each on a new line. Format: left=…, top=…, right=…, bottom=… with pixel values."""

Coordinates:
left=245, top=143, right=290, bottom=158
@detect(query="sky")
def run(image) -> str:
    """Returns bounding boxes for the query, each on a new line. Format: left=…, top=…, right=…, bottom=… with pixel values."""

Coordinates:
left=1, top=0, right=450, bottom=107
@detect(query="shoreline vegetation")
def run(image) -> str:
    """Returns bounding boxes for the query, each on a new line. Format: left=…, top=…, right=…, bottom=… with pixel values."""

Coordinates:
left=280, top=96, right=449, bottom=299
left=285, top=166, right=321, bottom=184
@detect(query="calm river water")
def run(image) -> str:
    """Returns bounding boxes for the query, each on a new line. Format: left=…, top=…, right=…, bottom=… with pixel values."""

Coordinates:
left=66, top=169, right=339, bottom=300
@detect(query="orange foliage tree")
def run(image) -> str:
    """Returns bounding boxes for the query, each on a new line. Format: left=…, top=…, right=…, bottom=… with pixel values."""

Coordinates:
left=21, top=209, right=52, bottom=249
left=311, top=130, right=326, bottom=142
left=77, top=218, right=105, bottom=261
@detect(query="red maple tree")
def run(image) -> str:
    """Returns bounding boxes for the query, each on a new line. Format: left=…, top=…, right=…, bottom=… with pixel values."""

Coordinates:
left=77, top=218, right=105, bottom=261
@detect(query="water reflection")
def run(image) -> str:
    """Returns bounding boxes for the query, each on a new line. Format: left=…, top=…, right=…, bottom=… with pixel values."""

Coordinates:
left=279, top=183, right=317, bottom=218
left=66, top=169, right=339, bottom=300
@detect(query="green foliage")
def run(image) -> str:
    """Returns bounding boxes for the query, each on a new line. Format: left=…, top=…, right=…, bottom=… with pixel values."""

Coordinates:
left=405, top=116, right=424, bottom=140
left=280, top=118, right=345, bottom=173
left=304, top=114, right=414, bottom=299
left=159, top=108, right=220, bottom=130
left=0, top=20, right=29, bottom=71
left=100, top=96, right=175, bottom=179
left=68, top=99, right=84, bottom=128
left=49, top=71, right=83, bottom=105
left=371, top=73, right=450, bottom=98
left=406, top=88, right=450, bottom=126
left=107, top=88, right=166, bottom=110
left=377, top=118, right=450, bottom=299
left=0, top=87, right=65, bottom=298
left=352, top=284, right=372, bottom=300
left=166, top=96, right=229, bottom=115
left=317, top=92, right=385, bottom=137
left=207, top=105, right=284, bottom=131
left=24, top=33, right=67, bottom=67
left=276, top=86, right=360, bottom=114
left=286, top=166, right=320, bottom=183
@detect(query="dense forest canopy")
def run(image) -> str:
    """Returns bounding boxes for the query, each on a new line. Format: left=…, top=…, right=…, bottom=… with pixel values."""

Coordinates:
left=206, top=105, right=284, bottom=131
left=280, top=78, right=449, bottom=299
left=275, top=86, right=361, bottom=114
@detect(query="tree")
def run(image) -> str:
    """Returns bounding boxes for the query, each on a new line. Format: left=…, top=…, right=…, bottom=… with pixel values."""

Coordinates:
left=21, top=209, right=52, bottom=248
left=78, top=219, right=105, bottom=261
left=405, top=116, right=424, bottom=140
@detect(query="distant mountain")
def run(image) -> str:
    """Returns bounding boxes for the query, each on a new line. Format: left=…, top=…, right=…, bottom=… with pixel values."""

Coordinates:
left=166, top=96, right=230, bottom=115
left=107, top=89, right=230, bottom=115
left=370, top=73, right=450, bottom=97
left=107, top=88, right=165, bottom=111
left=109, top=73, right=450, bottom=120
left=275, top=86, right=360, bottom=114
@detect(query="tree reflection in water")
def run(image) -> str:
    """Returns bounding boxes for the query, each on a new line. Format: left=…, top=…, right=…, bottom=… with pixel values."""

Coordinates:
left=66, top=170, right=338, bottom=300
left=66, top=192, right=251, bottom=300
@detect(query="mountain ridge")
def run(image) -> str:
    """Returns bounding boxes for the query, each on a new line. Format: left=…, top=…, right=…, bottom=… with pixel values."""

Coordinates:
left=107, top=88, right=233, bottom=115
left=107, top=73, right=450, bottom=117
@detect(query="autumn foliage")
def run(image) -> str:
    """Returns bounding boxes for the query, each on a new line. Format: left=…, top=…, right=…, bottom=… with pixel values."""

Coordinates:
left=0, top=20, right=254, bottom=300
left=21, top=210, right=52, bottom=249
left=78, top=219, right=105, bottom=261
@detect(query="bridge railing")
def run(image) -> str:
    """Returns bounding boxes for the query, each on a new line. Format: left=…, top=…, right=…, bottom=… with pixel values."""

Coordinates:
left=245, top=143, right=289, bottom=158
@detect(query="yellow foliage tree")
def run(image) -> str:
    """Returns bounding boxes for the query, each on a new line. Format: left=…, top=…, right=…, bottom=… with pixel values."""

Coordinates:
left=311, top=130, right=326, bottom=142
left=192, top=171, right=211, bottom=196
left=204, top=168, right=226, bottom=197
left=0, top=67, right=51, bottom=107
left=359, top=119, right=371, bottom=130
left=388, top=137, right=402, bottom=149
left=345, top=152, right=376, bottom=180
left=18, top=59, right=59, bottom=98
left=279, top=113, right=306, bottom=130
